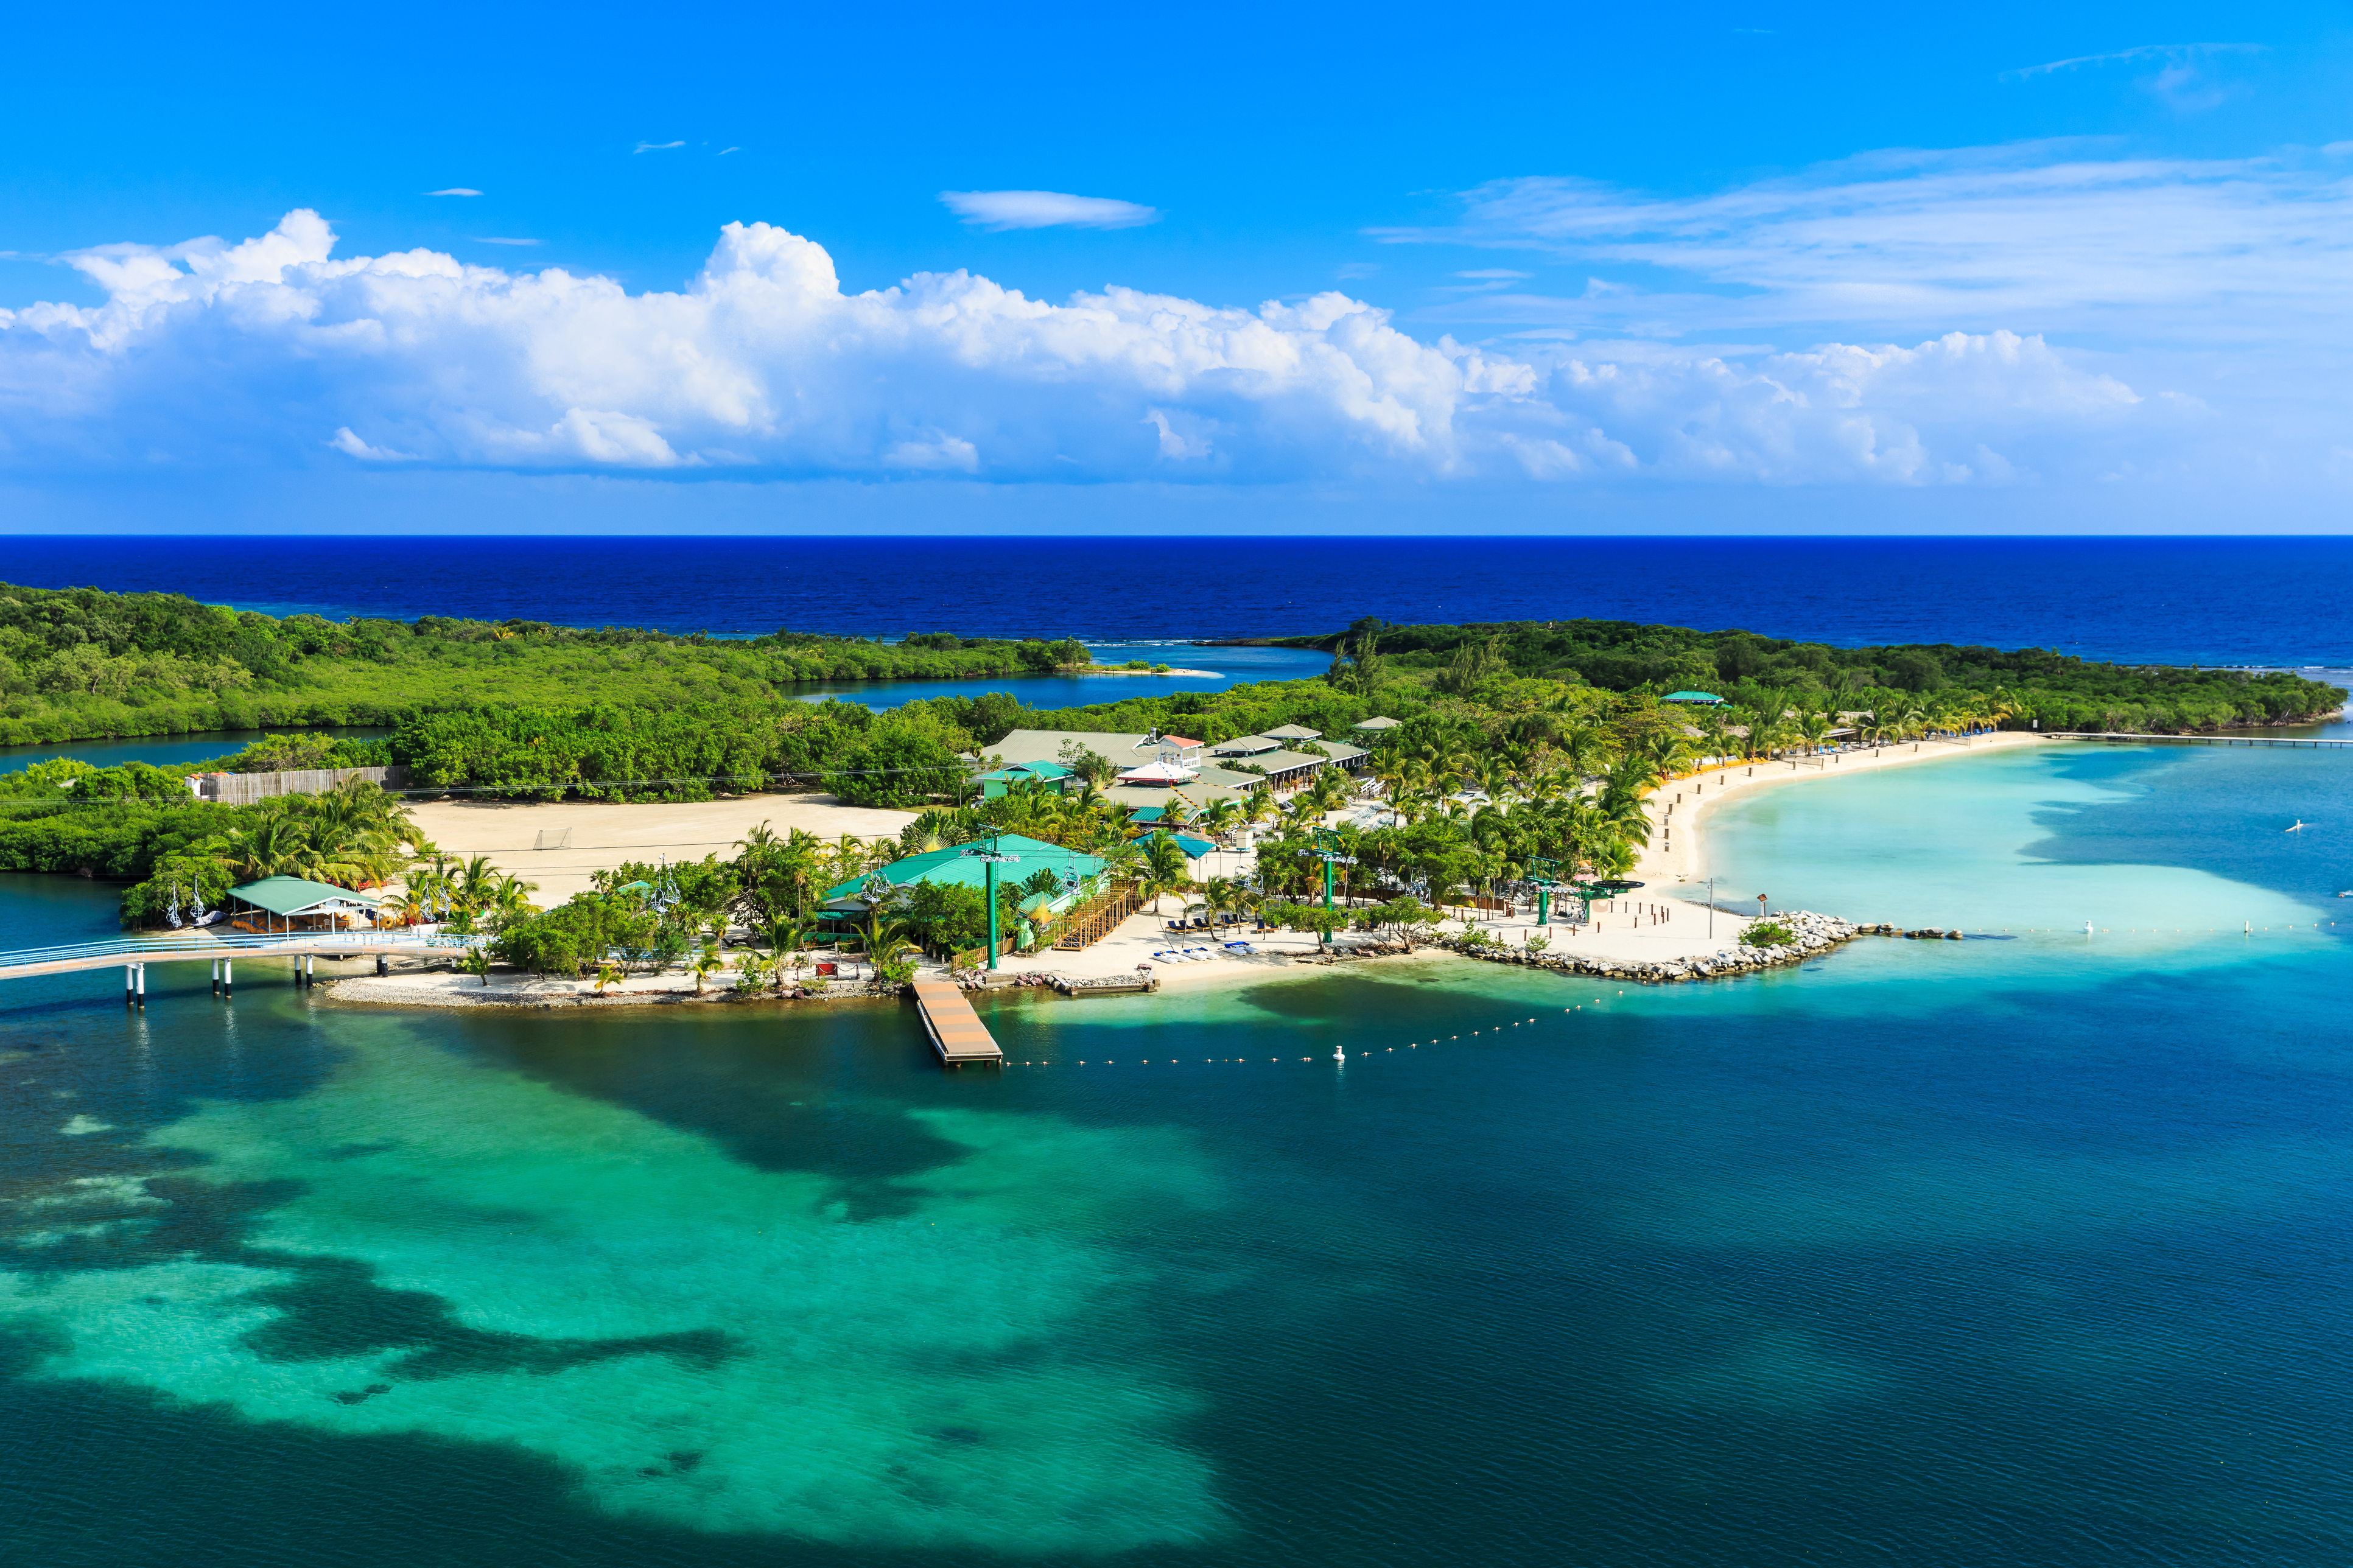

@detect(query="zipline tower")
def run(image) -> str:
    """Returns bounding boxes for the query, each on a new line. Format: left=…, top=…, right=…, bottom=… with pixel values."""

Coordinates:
left=961, top=834, right=1022, bottom=970
left=1298, top=828, right=1358, bottom=912
left=1528, top=856, right=1571, bottom=926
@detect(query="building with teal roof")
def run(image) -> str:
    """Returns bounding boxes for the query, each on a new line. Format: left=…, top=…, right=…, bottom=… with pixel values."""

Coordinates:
left=819, top=833, right=1109, bottom=915
left=973, top=760, right=1076, bottom=797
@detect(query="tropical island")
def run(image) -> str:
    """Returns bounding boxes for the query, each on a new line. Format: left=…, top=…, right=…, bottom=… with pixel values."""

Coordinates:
left=0, top=586, right=2340, bottom=996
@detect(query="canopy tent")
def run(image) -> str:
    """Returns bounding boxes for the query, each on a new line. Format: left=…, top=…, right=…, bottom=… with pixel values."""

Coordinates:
left=1116, top=760, right=1198, bottom=785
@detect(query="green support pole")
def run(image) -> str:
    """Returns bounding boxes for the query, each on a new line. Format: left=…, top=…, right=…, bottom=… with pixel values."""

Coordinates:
left=1538, top=887, right=1550, bottom=925
left=1323, top=858, right=1334, bottom=911
left=986, top=859, right=999, bottom=970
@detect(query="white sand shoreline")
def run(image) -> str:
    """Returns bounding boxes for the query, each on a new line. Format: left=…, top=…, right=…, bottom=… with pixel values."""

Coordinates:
left=1634, top=731, right=2052, bottom=892
left=1076, top=665, right=1221, bottom=678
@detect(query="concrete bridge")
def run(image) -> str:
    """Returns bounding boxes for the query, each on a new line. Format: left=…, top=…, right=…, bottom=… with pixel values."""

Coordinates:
left=0, top=930, right=487, bottom=1006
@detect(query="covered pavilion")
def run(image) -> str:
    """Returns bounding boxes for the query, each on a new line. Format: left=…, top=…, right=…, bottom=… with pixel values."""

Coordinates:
left=223, top=877, right=384, bottom=934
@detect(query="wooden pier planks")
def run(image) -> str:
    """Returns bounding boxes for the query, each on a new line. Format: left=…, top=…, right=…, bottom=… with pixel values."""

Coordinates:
left=910, top=979, right=1004, bottom=1065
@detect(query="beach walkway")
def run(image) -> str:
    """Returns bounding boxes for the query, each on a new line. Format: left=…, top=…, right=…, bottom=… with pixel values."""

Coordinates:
left=910, top=979, right=1004, bottom=1066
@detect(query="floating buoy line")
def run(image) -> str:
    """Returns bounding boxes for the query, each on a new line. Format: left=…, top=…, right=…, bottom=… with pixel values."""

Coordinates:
left=1003, top=1001, right=1639, bottom=1068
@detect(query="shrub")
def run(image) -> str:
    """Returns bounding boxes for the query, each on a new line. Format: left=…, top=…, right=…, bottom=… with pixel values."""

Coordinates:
left=1741, top=920, right=1795, bottom=947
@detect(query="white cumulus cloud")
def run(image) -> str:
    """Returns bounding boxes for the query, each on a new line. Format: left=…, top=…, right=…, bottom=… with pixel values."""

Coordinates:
left=939, top=190, right=1160, bottom=231
left=0, top=208, right=2187, bottom=489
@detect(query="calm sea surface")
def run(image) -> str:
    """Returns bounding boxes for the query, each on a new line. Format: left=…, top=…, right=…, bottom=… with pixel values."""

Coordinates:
left=8, top=535, right=2353, bottom=664
left=3, top=738, right=2351, bottom=1565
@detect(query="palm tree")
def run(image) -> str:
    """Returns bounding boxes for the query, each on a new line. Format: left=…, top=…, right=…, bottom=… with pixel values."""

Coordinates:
left=594, top=960, right=625, bottom=995
left=487, top=872, right=540, bottom=924
left=690, top=940, right=724, bottom=994
left=1141, top=833, right=1194, bottom=915
left=454, top=855, right=502, bottom=916
left=225, top=814, right=305, bottom=881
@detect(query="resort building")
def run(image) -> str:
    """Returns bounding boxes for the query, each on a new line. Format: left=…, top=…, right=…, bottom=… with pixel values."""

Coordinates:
left=1352, top=715, right=1403, bottom=738
left=980, top=724, right=1368, bottom=817
left=973, top=760, right=1076, bottom=797
left=817, top=833, right=1106, bottom=915
left=987, top=728, right=1206, bottom=772
left=815, top=833, right=1134, bottom=953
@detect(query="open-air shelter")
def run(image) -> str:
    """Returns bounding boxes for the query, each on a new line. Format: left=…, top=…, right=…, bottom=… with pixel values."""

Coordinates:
left=223, top=877, right=383, bottom=934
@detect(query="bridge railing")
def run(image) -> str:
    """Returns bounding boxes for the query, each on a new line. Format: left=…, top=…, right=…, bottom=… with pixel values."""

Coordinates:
left=0, top=930, right=487, bottom=970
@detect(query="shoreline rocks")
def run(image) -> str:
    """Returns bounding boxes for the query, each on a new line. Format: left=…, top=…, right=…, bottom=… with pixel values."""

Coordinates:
left=1432, top=910, right=1877, bottom=985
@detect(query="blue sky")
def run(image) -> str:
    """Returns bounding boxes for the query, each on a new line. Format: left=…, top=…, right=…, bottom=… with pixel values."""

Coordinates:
left=3, top=0, right=2351, bottom=533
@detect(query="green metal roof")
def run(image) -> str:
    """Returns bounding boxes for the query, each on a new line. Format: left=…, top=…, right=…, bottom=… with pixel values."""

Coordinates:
left=975, top=760, right=1075, bottom=783
left=1664, top=691, right=1727, bottom=703
left=229, top=876, right=382, bottom=916
left=820, top=833, right=1106, bottom=905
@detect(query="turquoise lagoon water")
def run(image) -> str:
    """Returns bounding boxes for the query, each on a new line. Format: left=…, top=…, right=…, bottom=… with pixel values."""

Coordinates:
left=4, top=743, right=2353, bottom=1565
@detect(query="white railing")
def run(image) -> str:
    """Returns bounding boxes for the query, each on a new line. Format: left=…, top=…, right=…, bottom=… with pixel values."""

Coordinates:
left=0, top=929, right=486, bottom=970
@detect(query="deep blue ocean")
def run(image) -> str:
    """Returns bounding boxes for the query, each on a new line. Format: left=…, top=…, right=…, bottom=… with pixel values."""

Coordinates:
left=8, top=534, right=2353, bottom=665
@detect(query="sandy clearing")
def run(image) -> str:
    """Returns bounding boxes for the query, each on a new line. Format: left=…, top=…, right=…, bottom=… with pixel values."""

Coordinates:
left=403, top=793, right=919, bottom=903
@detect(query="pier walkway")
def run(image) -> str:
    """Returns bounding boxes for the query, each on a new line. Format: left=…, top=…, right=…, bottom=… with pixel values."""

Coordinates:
left=910, top=979, right=1004, bottom=1066
left=2052, top=732, right=2351, bottom=749
left=0, top=930, right=486, bottom=1003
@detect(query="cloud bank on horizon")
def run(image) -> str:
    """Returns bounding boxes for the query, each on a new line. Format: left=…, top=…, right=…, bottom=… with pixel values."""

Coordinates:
left=4, top=139, right=2339, bottom=496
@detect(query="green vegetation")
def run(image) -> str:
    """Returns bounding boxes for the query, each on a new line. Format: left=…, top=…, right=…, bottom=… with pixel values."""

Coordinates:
left=7, top=588, right=2345, bottom=939
left=1742, top=920, right=1797, bottom=947
left=0, top=767, right=420, bottom=925
left=1275, top=616, right=2343, bottom=733
left=0, top=580, right=1089, bottom=746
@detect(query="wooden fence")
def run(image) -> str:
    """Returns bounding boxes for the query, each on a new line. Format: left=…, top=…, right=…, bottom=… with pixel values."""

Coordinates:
left=189, top=766, right=409, bottom=807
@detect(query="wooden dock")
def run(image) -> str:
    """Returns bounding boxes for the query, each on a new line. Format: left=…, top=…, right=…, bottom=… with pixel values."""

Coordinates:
left=2052, top=732, right=2351, bottom=749
left=910, top=979, right=1004, bottom=1066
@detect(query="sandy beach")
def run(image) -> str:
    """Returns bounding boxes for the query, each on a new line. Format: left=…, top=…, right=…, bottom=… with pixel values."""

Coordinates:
left=1633, top=731, right=2051, bottom=889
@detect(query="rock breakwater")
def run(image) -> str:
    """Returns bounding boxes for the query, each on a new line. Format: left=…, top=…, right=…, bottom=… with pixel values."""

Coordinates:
left=1433, top=910, right=1895, bottom=985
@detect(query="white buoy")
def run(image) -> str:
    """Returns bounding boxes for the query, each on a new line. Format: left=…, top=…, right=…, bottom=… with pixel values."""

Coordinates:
left=1333, top=1042, right=1346, bottom=1062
